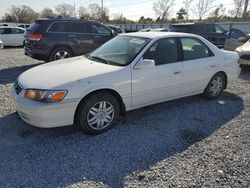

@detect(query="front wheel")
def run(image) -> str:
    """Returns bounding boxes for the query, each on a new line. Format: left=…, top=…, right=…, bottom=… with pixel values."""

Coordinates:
left=204, top=73, right=226, bottom=99
left=76, top=93, right=120, bottom=135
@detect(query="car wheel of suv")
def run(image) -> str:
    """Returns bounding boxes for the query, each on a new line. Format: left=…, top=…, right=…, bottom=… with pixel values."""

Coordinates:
left=204, top=73, right=226, bottom=100
left=49, top=47, right=72, bottom=61
left=76, top=93, right=120, bottom=135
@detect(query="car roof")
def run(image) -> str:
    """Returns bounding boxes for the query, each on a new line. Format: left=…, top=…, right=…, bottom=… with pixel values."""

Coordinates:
left=121, top=32, right=198, bottom=39
left=0, top=26, right=25, bottom=30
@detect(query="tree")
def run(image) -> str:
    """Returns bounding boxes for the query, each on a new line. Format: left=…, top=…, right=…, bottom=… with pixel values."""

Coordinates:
left=78, top=6, right=90, bottom=19
left=232, top=0, right=245, bottom=18
left=153, top=0, right=175, bottom=22
left=177, top=8, right=187, bottom=20
left=209, top=4, right=226, bottom=21
left=2, top=13, right=17, bottom=22
left=183, top=0, right=194, bottom=20
left=40, top=8, right=54, bottom=18
left=2, top=5, right=38, bottom=23
left=192, top=0, right=215, bottom=20
left=55, top=3, right=73, bottom=18
left=138, top=16, right=154, bottom=24
left=88, top=3, right=109, bottom=22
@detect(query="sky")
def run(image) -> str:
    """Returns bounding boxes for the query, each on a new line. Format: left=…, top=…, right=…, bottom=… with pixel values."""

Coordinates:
left=0, top=0, right=235, bottom=21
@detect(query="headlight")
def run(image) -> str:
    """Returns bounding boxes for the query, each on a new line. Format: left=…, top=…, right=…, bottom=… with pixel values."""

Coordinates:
left=24, top=89, right=67, bottom=103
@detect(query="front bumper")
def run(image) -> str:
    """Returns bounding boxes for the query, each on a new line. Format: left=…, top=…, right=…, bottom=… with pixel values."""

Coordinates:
left=13, top=87, right=79, bottom=128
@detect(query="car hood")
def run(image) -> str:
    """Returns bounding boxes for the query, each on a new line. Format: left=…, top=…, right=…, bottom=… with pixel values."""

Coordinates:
left=18, top=56, right=123, bottom=89
left=236, top=41, right=250, bottom=55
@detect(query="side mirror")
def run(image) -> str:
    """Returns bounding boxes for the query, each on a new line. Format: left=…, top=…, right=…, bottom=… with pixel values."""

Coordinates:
left=134, top=59, right=155, bottom=70
left=110, top=29, right=116, bottom=36
left=238, top=37, right=247, bottom=43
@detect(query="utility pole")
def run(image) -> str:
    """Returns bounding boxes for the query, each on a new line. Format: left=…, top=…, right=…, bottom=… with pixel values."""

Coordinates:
left=101, top=0, right=104, bottom=20
left=244, top=0, right=249, bottom=14
left=74, top=2, right=76, bottom=18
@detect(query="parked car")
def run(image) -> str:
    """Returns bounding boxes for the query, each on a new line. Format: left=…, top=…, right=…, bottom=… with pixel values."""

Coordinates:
left=223, top=28, right=250, bottom=65
left=235, top=41, right=250, bottom=65
left=138, top=28, right=152, bottom=32
left=13, top=32, right=240, bottom=135
left=0, top=39, right=3, bottom=49
left=106, top=25, right=124, bottom=34
left=169, top=23, right=227, bottom=48
left=24, top=18, right=116, bottom=62
left=138, top=28, right=169, bottom=32
left=18, top=24, right=31, bottom=29
left=224, top=28, right=250, bottom=51
left=0, top=27, right=25, bottom=46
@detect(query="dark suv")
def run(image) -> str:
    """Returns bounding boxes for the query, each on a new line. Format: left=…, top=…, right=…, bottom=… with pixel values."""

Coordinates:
left=169, top=23, right=227, bottom=48
left=24, top=19, right=116, bottom=61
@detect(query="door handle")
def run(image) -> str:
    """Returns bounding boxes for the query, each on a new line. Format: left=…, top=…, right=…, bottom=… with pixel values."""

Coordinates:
left=68, top=35, right=76, bottom=38
left=93, top=35, right=101, bottom=39
left=174, top=71, right=181, bottom=75
left=211, top=64, right=216, bottom=68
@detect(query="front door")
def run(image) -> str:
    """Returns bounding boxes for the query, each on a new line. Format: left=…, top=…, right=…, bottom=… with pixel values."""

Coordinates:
left=132, top=38, right=182, bottom=108
left=224, top=29, right=248, bottom=51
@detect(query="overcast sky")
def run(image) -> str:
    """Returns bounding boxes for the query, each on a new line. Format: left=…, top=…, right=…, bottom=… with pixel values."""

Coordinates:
left=0, top=0, right=235, bottom=20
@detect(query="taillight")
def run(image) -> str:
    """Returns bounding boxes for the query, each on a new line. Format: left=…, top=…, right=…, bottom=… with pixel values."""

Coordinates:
left=27, top=34, right=43, bottom=41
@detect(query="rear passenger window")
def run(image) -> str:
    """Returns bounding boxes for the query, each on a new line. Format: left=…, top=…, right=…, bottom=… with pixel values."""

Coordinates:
left=143, top=38, right=178, bottom=65
left=48, top=22, right=87, bottom=33
left=48, top=22, right=65, bottom=32
left=181, top=38, right=213, bottom=60
left=11, top=28, right=24, bottom=34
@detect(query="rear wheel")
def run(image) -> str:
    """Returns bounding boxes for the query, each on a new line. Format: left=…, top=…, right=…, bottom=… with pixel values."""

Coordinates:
left=49, top=47, right=72, bottom=62
left=76, top=93, right=120, bottom=135
left=204, top=73, right=226, bottom=99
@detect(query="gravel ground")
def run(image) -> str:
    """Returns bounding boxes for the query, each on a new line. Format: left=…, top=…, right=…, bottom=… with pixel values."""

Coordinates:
left=0, top=48, right=249, bottom=188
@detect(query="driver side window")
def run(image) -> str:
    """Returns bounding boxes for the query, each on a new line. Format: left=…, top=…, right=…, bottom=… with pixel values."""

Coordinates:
left=143, top=38, right=178, bottom=65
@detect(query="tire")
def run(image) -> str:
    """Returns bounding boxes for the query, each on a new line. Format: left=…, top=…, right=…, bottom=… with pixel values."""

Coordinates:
left=49, top=47, right=72, bottom=62
left=76, top=93, right=120, bottom=135
left=204, top=73, right=226, bottom=100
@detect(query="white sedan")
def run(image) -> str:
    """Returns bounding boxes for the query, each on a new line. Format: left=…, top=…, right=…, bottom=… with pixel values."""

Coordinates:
left=13, top=32, right=241, bottom=135
left=0, top=27, right=25, bottom=47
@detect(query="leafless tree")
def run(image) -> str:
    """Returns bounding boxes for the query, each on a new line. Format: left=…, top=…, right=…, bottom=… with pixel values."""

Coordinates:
left=55, top=3, right=73, bottom=18
left=192, top=0, right=215, bottom=20
left=232, top=0, right=245, bottom=18
left=183, top=0, right=194, bottom=20
left=3, top=5, right=39, bottom=23
left=40, top=8, right=54, bottom=18
left=153, top=0, right=175, bottom=22
left=78, top=6, right=90, bottom=19
left=88, top=3, right=109, bottom=22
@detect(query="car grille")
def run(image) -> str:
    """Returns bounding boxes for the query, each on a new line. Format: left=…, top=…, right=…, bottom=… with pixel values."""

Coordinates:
left=240, top=55, right=250, bottom=61
left=14, top=81, right=23, bottom=95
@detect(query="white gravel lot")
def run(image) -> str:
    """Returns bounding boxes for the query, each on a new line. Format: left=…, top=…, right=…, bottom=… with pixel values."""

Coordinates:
left=0, top=48, right=249, bottom=188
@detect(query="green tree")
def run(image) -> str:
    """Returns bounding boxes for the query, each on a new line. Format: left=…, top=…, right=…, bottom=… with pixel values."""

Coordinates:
left=177, top=8, right=187, bottom=20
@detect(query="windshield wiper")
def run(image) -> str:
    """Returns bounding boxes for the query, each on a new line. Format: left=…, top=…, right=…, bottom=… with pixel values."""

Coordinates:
left=90, top=55, right=110, bottom=65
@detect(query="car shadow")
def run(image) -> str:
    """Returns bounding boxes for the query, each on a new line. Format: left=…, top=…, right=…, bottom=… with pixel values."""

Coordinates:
left=0, top=92, right=244, bottom=187
left=0, top=64, right=40, bottom=84
left=240, top=65, right=250, bottom=81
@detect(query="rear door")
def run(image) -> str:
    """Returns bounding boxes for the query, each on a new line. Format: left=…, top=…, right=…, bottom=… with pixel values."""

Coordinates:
left=10, top=28, right=25, bottom=46
left=180, top=37, right=218, bottom=95
left=0, top=28, right=11, bottom=46
left=224, top=28, right=248, bottom=51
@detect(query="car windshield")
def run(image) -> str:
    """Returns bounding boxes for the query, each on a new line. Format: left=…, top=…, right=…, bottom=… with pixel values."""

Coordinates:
left=88, top=36, right=150, bottom=66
